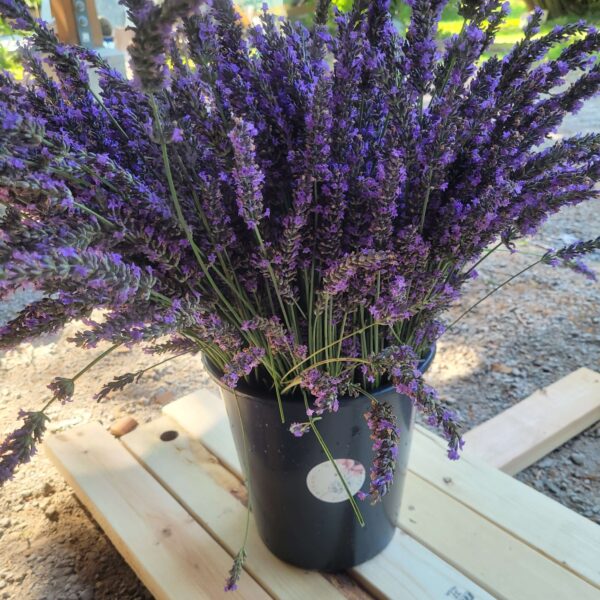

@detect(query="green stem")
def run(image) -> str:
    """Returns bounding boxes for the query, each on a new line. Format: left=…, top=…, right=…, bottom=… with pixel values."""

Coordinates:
left=138, top=351, right=190, bottom=375
left=447, top=258, right=543, bottom=332
left=41, top=344, right=121, bottom=412
left=234, top=392, right=253, bottom=558
left=464, top=241, right=503, bottom=277
left=301, top=393, right=365, bottom=527
left=72, top=343, right=121, bottom=380
left=72, top=202, right=118, bottom=230
left=281, top=320, right=382, bottom=384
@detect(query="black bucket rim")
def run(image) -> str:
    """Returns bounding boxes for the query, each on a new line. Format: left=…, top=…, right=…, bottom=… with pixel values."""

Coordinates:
left=203, top=344, right=436, bottom=406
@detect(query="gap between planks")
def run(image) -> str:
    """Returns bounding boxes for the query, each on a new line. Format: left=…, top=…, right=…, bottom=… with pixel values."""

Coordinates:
left=123, top=414, right=492, bottom=600
left=411, top=426, right=600, bottom=588
left=44, top=423, right=270, bottom=600
left=163, top=387, right=600, bottom=599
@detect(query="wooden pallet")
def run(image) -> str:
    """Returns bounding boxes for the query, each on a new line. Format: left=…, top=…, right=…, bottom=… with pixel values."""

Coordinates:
left=45, top=374, right=600, bottom=600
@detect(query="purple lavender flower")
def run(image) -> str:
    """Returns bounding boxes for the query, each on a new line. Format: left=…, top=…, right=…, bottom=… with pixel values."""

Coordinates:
left=224, top=548, right=246, bottom=592
left=299, top=369, right=350, bottom=415
left=0, top=410, right=48, bottom=486
left=289, top=422, right=311, bottom=437
left=228, top=119, right=267, bottom=230
left=542, top=237, right=600, bottom=281
left=222, top=347, right=266, bottom=389
left=48, top=377, right=75, bottom=403
left=570, top=259, right=597, bottom=282
left=0, top=0, right=598, bottom=512
left=360, top=401, right=401, bottom=503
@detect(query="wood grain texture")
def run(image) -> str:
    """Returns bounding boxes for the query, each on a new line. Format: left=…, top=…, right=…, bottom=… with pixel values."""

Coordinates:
left=122, top=415, right=351, bottom=600
left=352, top=529, right=494, bottom=600
left=44, top=423, right=270, bottom=600
left=400, top=473, right=599, bottom=600
left=463, top=367, right=600, bottom=474
left=411, top=425, right=600, bottom=588
left=163, top=388, right=240, bottom=473
left=162, top=393, right=496, bottom=600
left=165, top=387, right=600, bottom=589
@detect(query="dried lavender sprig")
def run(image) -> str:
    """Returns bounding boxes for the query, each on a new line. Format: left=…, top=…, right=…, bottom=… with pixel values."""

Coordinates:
left=145, top=336, right=200, bottom=355
left=542, top=236, right=600, bottom=263
left=0, top=344, right=121, bottom=484
left=48, top=377, right=76, bottom=404
left=542, top=236, right=600, bottom=282
left=95, top=351, right=191, bottom=401
left=224, top=549, right=246, bottom=592
left=366, top=345, right=464, bottom=459
left=450, top=236, right=600, bottom=332
left=0, top=410, right=48, bottom=486
left=358, top=399, right=401, bottom=503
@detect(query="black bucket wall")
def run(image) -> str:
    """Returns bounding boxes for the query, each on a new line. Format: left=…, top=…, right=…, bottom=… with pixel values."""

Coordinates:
left=204, top=347, right=436, bottom=572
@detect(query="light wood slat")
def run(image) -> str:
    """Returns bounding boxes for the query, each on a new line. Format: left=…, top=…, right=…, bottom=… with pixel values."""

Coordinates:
left=412, top=425, right=600, bottom=588
left=44, top=423, right=270, bottom=600
left=163, top=388, right=240, bottom=474
left=121, top=415, right=351, bottom=600
left=165, top=389, right=600, bottom=600
left=352, top=529, right=494, bottom=600
left=401, top=473, right=599, bottom=600
left=161, top=394, right=505, bottom=599
left=164, top=386, right=600, bottom=587
left=463, top=367, right=600, bottom=474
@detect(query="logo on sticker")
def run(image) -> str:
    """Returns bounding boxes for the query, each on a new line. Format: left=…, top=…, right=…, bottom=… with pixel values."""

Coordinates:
left=306, top=458, right=366, bottom=503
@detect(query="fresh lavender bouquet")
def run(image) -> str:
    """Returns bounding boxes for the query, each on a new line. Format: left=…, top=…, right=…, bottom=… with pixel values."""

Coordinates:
left=1, top=0, right=599, bottom=529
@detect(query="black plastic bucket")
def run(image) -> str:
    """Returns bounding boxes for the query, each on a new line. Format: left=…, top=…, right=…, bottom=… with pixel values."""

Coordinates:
left=204, top=346, right=435, bottom=571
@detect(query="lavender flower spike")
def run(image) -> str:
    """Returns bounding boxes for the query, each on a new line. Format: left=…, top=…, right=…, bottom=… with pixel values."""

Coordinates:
left=229, top=119, right=267, bottom=230
left=0, top=411, right=48, bottom=486
left=360, top=401, right=401, bottom=504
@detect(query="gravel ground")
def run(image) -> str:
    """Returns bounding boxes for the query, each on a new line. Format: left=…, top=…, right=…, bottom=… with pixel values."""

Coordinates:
left=1, top=90, right=599, bottom=600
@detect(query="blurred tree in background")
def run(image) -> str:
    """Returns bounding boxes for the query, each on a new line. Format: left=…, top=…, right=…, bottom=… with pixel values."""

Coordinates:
left=0, top=0, right=38, bottom=74
left=525, top=0, right=600, bottom=18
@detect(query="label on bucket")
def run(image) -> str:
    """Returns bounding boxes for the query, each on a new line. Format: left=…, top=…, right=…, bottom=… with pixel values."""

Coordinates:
left=306, top=459, right=366, bottom=503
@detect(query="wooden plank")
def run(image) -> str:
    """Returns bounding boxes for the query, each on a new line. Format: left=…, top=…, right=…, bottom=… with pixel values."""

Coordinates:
left=44, top=423, right=270, bottom=600
left=164, top=387, right=600, bottom=590
left=165, top=389, right=600, bottom=600
left=163, top=388, right=239, bottom=474
left=161, top=393, right=505, bottom=599
left=411, top=426, right=600, bottom=588
left=352, top=529, right=494, bottom=600
left=400, top=473, right=599, bottom=600
left=463, top=367, right=600, bottom=474
left=122, top=415, right=352, bottom=600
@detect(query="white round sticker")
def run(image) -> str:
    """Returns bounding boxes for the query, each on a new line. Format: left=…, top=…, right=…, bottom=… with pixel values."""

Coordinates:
left=306, top=458, right=366, bottom=503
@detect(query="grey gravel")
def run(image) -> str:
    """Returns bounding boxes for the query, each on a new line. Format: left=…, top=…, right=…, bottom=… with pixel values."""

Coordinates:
left=570, top=453, right=586, bottom=466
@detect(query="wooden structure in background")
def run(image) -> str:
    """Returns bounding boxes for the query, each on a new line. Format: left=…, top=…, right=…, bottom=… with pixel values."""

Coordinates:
left=45, top=369, right=600, bottom=599
left=50, top=0, right=103, bottom=47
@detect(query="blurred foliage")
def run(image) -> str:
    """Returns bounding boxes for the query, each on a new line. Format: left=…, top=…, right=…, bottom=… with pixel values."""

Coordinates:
left=0, top=0, right=38, bottom=76
left=303, top=0, right=600, bottom=58
left=528, top=0, right=600, bottom=18
left=1, top=0, right=599, bottom=75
